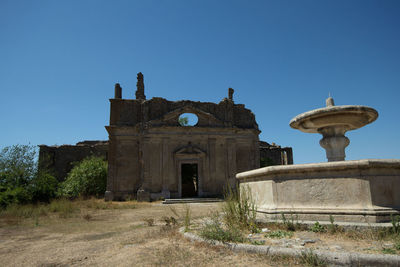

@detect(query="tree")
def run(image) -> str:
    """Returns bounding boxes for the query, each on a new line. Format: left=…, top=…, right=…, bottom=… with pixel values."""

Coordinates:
left=179, top=116, right=189, bottom=126
left=58, top=156, right=107, bottom=198
left=0, top=144, right=37, bottom=187
left=0, top=144, right=58, bottom=207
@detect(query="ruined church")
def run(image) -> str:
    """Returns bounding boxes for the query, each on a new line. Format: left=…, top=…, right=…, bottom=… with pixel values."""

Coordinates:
left=38, top=73, right=292, bottom=201
left=105, top=73, right=291, bottom=201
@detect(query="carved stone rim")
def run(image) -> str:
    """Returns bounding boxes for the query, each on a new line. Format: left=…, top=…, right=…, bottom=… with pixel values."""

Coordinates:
left=236, top=159, right=400, bottom=180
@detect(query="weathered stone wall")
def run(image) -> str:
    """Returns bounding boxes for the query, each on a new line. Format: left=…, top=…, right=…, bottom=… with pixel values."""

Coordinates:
left=259, top=141, right=293, bottom=166
left=38, top=141, right=108, bottom=182
left=38, top=139, right=292, bottom=183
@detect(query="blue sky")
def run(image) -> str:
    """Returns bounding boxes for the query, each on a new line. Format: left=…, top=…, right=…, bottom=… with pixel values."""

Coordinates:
left=1, top=0, right=399, bottom=164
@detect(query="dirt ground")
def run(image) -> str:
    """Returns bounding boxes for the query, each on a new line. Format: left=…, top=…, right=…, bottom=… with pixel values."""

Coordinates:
left=0, top=202, right=298, bottom=267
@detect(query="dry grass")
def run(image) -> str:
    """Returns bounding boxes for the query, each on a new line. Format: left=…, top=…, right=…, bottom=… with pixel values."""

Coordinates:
left=4, top=199, right=397, bottom=266
left=0, top=200, right=304, bottom=266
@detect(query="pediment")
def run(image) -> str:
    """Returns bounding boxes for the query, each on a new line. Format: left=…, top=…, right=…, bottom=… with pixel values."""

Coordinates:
left=174, top=142, right=206, bottom=155
left=147, top=105, right=225, bottom=127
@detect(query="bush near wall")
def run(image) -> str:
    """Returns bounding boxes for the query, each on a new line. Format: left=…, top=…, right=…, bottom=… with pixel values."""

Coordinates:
left=58, top=156, right=107, bottom=199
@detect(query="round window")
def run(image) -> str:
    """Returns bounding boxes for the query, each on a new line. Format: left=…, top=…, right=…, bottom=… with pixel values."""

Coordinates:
left=178, top=113, right=198, bottom=126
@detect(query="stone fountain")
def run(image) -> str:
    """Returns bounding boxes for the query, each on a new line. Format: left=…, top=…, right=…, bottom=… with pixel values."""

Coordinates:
left=237, top=98, right=400, bottom=223
left=289, top=97, right=378, bottom=162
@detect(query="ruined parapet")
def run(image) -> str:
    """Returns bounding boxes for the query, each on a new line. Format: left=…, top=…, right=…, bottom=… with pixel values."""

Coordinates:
left=109, top=93, right=258, bottom=130
left=114, top=83, right=122, bottom=99
left=228, top=88, right=234, bottom=101
left=38, top=141, right=108, bottom=182
left=135, top=72, right=146, bottom=100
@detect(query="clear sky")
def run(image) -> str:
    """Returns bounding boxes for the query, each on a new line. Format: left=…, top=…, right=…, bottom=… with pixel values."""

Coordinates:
left=1, top=0, right=399, bottom=164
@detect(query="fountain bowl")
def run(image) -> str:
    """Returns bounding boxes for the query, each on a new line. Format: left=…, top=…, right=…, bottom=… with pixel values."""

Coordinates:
left=289, top=105, right=378, bottom=133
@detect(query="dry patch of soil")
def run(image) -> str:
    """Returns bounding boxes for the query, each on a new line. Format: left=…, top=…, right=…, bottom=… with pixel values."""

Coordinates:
left=0, top=201, right=298, bottom=266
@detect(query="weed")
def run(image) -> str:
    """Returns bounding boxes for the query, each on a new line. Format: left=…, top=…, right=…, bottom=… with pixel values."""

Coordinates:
left=184, top=205, right=191, bottom=232
left=223, top=184, right=258, bottom=233
left=300, top=250, right=327, bottom=267
left=82, top=213, right=92, bottom=221
left=382, top=248, right=396, bottom=254
left=281, top=213, right=296, bottom=231
left=144, top=218, right=155, bottom=226
left=265, top=230, right=293, bottom=239
left=34, top=214, right=39, bottom=226
left=395, top=240, right=400, bottom=250
left=169, top=206, right=180, bottom=218
left=390, top=214, right=400, bottom=234
left=163, top=216, right=177, bottom=227
left=250, top=239, right=266, bottom=245
left=281, top=213, right=301, bottom=231
left=200, top=215, right=245, bottom=243
left=311, top=222, right=326, bottom=233
left=327, top=215, right=339, bottom=234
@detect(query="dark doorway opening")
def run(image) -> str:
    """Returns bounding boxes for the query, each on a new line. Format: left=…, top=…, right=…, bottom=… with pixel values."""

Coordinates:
left=181, top=163, right=198, bottom=198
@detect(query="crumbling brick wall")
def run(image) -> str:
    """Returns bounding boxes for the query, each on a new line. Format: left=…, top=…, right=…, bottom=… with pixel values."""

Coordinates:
left=38, top=141, right=108, bottom=182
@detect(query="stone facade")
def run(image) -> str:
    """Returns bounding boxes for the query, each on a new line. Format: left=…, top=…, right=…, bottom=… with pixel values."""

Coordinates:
left=105, top=73, right=292, bottom=201
left=38, top=73, right=293, bottom=200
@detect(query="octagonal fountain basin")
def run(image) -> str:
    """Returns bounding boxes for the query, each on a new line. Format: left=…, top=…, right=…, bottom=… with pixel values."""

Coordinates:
left=237, top=159, right=400, bottom=223
left=290, top=97, right=378, bottom=162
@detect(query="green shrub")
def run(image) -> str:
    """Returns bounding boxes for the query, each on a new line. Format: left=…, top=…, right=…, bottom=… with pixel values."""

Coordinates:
left=311, top=221, right=326, bottom=233
left=29, top=172, right=58, bottom=203
left=58, top=156, right=107, bottom=198
left=0, top=185, right=31, bottom=208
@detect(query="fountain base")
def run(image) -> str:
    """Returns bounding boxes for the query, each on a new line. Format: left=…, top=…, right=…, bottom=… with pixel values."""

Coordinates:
left=237, top=159, right=400, bottom=223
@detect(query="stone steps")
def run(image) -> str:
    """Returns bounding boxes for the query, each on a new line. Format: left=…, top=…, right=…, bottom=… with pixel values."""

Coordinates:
left=162, top=198, right=223, bottom=204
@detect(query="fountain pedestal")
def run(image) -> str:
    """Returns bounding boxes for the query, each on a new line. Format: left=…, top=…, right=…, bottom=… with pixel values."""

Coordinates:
left=318, top=127, right=350, bottom=162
